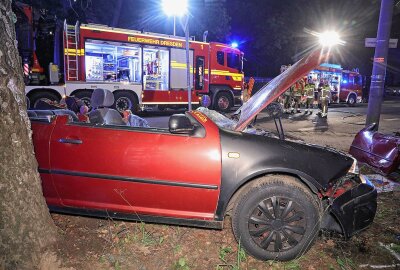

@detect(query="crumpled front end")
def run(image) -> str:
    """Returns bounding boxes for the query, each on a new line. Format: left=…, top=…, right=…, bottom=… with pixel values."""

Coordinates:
left=321, top=174, right=377, bottom=238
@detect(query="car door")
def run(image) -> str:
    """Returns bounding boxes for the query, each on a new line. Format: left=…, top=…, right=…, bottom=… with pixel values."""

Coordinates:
left=49, top=115, right=221, bottom=220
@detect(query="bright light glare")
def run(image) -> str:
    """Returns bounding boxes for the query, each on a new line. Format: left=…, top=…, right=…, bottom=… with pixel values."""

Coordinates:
left=162, top=0, right=188, bottom=16
left=231, top=42, right=238, bottom=48
left=318, top=31, right=344, bottom=46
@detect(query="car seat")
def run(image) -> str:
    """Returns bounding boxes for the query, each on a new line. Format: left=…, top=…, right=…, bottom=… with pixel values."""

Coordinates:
left=88, top=88, right=125, bottom=125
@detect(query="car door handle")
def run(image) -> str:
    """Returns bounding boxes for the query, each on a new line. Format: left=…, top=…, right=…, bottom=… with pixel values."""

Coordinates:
left=58, top=138, right=83, bottom=144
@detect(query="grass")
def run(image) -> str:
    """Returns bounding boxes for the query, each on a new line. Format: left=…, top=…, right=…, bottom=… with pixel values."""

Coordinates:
left=174, top=257, right=190, bottom=270
left=336, top=257, right=355, bottom=270
left=390, top=243, right=400, bottom=253
left=219, top=246, right=233, bottom=263
left=283, top=260, right=301, bottom=270
left=216, top=241, right=246, bottom=270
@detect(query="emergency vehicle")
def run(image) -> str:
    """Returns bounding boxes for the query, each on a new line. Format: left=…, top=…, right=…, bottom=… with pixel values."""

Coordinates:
left=14, top=3, right=244, bottom=112
left=308, top=63, right=363, bottom=105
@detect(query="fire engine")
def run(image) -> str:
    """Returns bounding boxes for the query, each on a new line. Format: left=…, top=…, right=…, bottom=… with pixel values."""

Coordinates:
left=308, top=63, right=363, bottom=105
left=14, top=3, right=244, bottom=112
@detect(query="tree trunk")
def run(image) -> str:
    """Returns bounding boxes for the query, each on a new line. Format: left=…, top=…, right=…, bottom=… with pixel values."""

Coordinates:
left=0, top=1, right=57, bottom=269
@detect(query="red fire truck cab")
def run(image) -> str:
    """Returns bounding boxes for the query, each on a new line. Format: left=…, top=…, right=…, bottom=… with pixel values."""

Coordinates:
left=15, top=4, right=244, bottom=112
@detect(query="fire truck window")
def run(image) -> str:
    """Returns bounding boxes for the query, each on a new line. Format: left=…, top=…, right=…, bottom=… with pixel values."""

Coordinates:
left=217, top=51, right=224, bottom=65
left=143, top=47, right=169, bottom=90
left=342, top=73, right=349, bottom=84
left=354, top=75, right=361, bottom=85
left=85, top=40, right=141, bottom=83
left=227, top=53, right=240, bottom=71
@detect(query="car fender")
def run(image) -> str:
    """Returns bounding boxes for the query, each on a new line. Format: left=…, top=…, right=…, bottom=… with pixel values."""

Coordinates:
left=214, top=129, right=353, bottom=220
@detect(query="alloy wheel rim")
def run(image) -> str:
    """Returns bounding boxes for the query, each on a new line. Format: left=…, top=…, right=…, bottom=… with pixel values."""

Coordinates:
left=80, top=97, right=91, bottom=109
left=218, top=96, right=229, bottom=110
left=116, top=97, right=132, bottom=112
left=248, top=196, right=306, bottom=252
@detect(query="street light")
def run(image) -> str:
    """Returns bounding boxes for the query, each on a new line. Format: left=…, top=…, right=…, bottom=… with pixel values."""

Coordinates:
left=162, top=0, right=188, bottom=36
left=162, top=0, right=192, bottom=110
left=317, top=31, right=345, bottom=47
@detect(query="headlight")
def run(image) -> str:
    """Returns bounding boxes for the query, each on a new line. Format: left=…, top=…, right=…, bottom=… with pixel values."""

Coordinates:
left=348, top=157, right=359, bottom=174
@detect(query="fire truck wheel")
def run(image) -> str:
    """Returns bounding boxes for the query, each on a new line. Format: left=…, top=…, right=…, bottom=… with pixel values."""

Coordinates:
left=232, top=175, right=321, bottom=261
left=74, top=90, right=93, bottom=109
left=347, top=94, right=356, bottom=107
left=113, top=91, right=139, bottom=113
left=30, top=91, right=60, bottom=109
left=214, top=92, right=233, bottom=112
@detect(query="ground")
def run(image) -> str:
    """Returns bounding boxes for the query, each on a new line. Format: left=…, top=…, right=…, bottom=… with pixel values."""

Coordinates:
left=50, top=99, right=400, bottom=270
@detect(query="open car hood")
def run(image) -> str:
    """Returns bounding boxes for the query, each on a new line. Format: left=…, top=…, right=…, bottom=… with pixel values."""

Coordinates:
left=234, top=48, right=329, bottom=131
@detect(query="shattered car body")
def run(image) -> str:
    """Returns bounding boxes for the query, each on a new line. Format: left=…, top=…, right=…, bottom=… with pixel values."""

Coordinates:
left=29, top=48, right=377, bottom=261
left=350, top=124, right=400, bottom=175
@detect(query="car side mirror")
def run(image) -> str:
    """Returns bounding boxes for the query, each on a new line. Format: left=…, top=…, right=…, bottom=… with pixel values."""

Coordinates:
left=169, top=114, right=195, bottom=135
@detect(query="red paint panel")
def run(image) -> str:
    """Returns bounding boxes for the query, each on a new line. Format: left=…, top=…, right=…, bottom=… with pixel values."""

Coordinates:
left=350, top=128, right=400, bottom=175
left=53, top=175, right=217, bottom=219
left=40, top=173, right=62, bottom=206
left=142, top=90, right=201, bottom=103
left=31, top=121, right=56, bottom=169
left=49, top=114, right=221, bottom=219
left=31, top=120, right=61, bottom=205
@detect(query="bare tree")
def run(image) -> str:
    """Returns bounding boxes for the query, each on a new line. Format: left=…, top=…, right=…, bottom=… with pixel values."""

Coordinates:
left=0, top=1, right=57, bottom=269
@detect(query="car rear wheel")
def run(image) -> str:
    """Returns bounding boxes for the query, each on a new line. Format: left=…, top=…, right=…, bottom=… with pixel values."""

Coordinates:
left=232, top=175, right=321, bottom=261
left=214, top=92, right=233, bottom=112
left=113, top=91, right=139, bottom=113
left=74, top=90, right=93, bottom=109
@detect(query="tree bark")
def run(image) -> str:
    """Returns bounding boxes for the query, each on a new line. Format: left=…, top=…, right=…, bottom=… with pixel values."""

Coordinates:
left=0, top=1, right=57, bottom=269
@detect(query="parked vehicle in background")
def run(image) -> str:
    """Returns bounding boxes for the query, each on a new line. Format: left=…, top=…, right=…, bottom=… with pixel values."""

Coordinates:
left=385, top=85, right=400, bottom=96
left=13, top=2, right=244, bottom=112
left=308, top=63, right=363, bottom=106
left=350, top=124, right=400, bottom=175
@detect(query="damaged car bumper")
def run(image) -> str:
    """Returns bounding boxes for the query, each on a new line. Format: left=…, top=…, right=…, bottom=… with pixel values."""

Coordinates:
left=327, top=175, right=377, bottom=238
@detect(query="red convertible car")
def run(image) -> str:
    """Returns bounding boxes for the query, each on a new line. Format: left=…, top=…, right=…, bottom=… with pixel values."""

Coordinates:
left=29, top=49, right=376, bottom=261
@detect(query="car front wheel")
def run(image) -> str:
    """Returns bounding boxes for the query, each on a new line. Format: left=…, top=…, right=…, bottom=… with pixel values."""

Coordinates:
left=232, top=175, right=321, bottom=261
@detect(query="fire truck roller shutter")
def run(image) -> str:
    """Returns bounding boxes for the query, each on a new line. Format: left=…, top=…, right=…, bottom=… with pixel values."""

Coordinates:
left=112, top=90, right=139, bottom=113
left=170, top=48, right=194, bottom=90
left=27, top=89, right=62, bottom=109
left=210, top=85, right=234, bottom=113
left=72, top=90, right=94, bottom=109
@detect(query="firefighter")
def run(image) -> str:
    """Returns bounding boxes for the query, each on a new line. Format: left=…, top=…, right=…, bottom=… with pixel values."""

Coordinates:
left=304, top=81, right=315, bottom=114
left=281, top=65, right=293, bottom=113
left=283, top=85, right=294, bottom=113
left=292, top=79, right=304, bottom=113
left=318, top=81, right=331, bottom=118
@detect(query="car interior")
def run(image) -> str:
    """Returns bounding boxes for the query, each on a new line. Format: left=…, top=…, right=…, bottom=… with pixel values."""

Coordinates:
left=27, top=89, right=205, bottom=137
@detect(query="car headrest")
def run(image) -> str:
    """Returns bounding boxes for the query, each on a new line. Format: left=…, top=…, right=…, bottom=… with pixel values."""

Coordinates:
left=169, top=114, right=194, bottom=134
left=91, top=88, right=114, bottom=108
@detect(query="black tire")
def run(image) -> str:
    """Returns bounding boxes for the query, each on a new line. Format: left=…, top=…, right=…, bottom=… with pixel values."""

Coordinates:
left=29, top=91, right=60, bottom=109
left=232, top=175, right=321, bottom=261
left=347, top=94, right=356, bottom=107
left=113, top=91, right=139, bottom=113
left=214, top=92, right=233, bottom=112
left=73, top=90, right=93, bottom=109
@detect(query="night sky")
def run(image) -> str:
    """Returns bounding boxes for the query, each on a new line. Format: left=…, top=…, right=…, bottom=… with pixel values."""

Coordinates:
left=18, top=0, right=400, bottom=82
